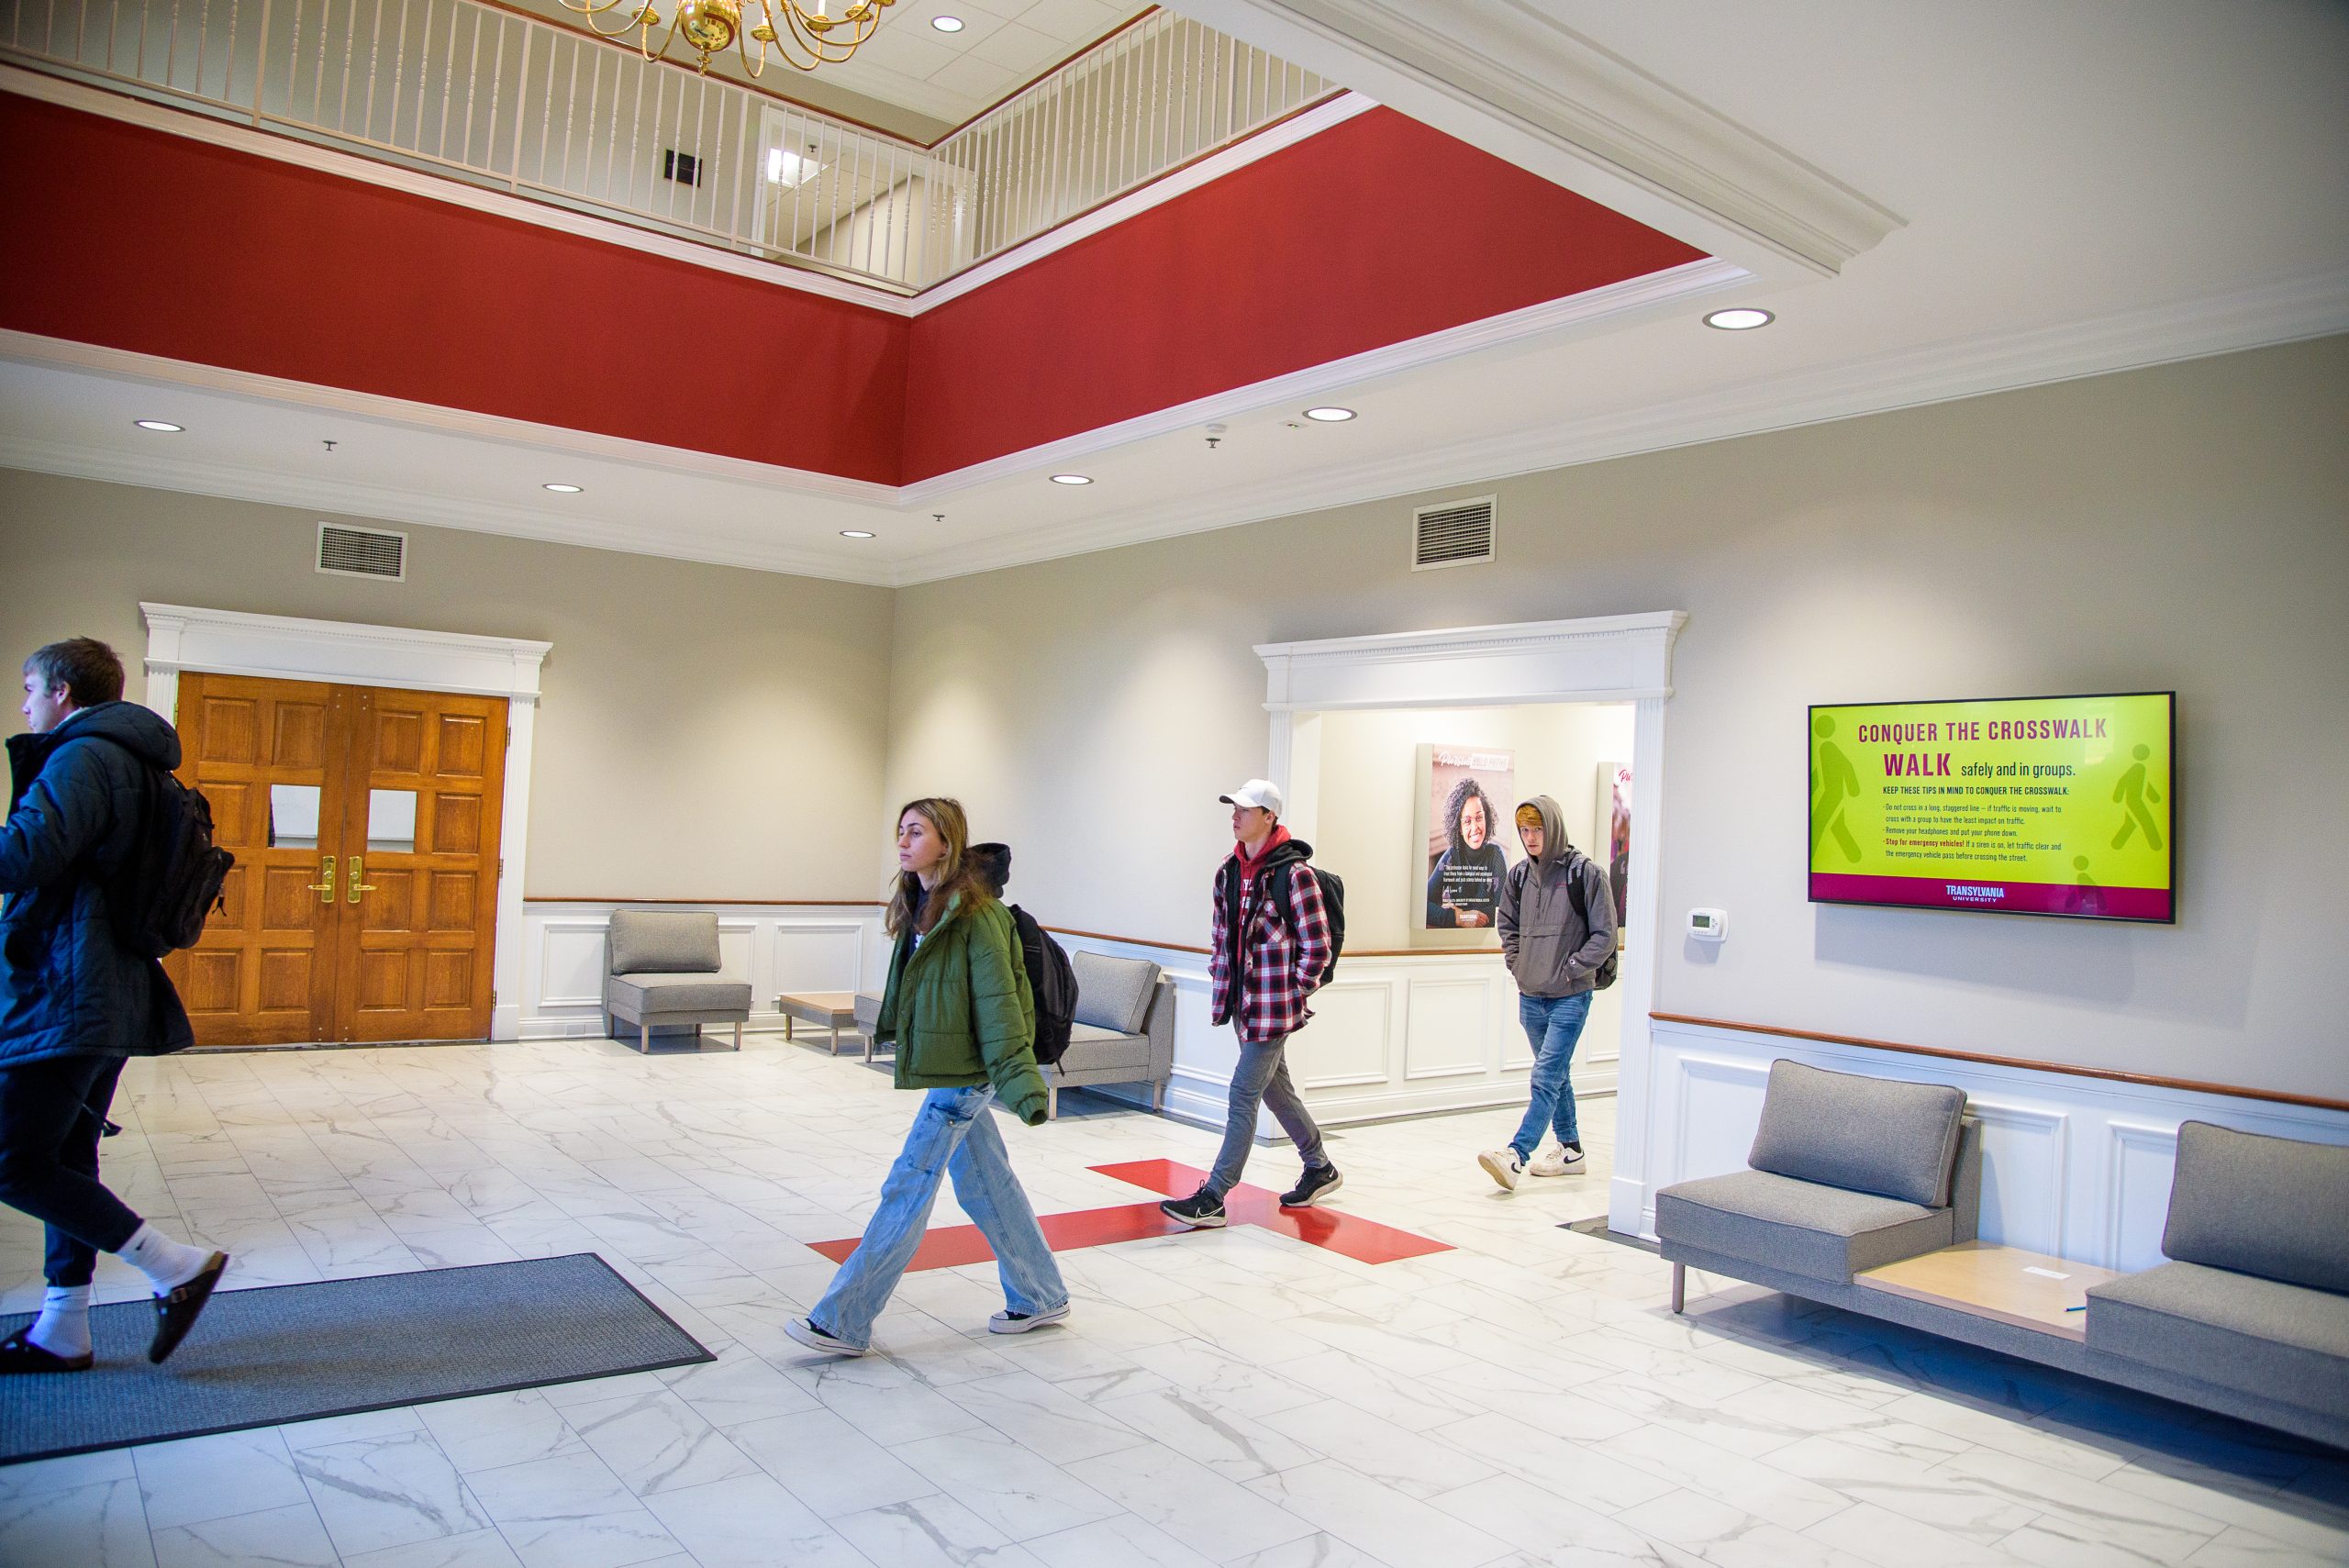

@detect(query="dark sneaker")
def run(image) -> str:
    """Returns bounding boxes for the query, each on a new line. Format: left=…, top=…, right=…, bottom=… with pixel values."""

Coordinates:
left=784, top=1317, right=867, bottom=1357
left=987, top=1302, right=1072, bottom=1335
left=1280, top=1164, right=1344, bottom=1207
left=1160, top=1189, right=1228, bottom=1229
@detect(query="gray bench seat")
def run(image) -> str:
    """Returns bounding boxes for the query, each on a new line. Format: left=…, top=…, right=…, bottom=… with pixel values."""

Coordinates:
left=2088, top=1260, right=2349, bottom=1414
left=603, top=909, right=751, bottom=1052
left=1656, top=1169, right=1956, bottom=1284
left=607, top=973, right=755, bottom=1015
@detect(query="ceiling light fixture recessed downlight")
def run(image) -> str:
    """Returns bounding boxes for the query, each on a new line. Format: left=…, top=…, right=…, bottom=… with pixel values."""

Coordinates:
left=542, top=483, right=584, bottom=494
left=134, top=419, right=184, bottom=432
left=1050, top=473, right=1093, bottom=486
left=1301, top=406, right=1356, bottom=422
left=931, top=15, right=963, bottom=31
left=1704, top=307, right=1775, bottom=330
left=841, top=529, right=876, bottom=539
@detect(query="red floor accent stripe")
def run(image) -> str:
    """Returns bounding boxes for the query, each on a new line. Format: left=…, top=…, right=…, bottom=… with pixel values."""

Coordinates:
left=806, top=1159, right=1452, bottom=1273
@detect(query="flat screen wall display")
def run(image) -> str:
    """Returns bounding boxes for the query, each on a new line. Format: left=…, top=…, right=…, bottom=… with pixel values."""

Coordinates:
left=1809, top=692, right=2176, bottom=922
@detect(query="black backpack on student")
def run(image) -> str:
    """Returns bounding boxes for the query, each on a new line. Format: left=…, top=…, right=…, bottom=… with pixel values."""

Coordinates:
left=1564, top=851, right=1620, bottom=992
left=1273, top=862, right=1347, bottom=967
left=1007, top=904, right=1080, bottom=1067
left=101, top=754, right=235, bottom=959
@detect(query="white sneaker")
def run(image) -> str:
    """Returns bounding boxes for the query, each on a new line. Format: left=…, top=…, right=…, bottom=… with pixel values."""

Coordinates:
left=1477, top=1148, right=1523, bottom=1191
left=784, top=1317, right=866, bottom=1357
left=987, top=1302, right=1071, bottom=1335
left=1529, top=1140, right=1587, bottom=1177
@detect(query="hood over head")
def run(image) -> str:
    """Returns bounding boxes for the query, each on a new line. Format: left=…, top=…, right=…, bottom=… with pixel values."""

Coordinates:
left=1514, top=795, right=1568, bottom=867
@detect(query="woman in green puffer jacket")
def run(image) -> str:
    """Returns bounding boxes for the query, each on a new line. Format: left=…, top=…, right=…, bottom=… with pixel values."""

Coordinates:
left=785, top=797, right=1069, bottom=1357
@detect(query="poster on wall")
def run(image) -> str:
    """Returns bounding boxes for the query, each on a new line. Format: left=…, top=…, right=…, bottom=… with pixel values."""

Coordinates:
left=1419, top=745, right=1516, bottom=933
left=1809, top=691, right=2176, bottom=922
left=1596, top=761, right=1631, bottom=943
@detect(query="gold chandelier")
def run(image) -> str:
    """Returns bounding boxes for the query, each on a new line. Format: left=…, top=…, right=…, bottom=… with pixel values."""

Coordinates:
left=560, top=0, right=896, bottom=77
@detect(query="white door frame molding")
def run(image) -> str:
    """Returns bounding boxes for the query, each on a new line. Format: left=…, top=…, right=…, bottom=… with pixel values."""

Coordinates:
left=140, top=603, right=552, bottom=1041
left=1253, top=611, right=1686, bottom=1173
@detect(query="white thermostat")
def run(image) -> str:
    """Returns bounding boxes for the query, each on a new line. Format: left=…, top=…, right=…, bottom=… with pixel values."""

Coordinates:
left=1687, top=908, right=1728, bottom=942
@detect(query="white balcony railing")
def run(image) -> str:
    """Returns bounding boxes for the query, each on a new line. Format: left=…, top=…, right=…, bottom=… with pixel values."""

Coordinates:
left=1, top=0, right=1334, bottom=293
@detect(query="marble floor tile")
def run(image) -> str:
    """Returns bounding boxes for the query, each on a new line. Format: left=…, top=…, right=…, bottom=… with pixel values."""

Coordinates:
left=414, top=1390, right=587, bottom=1474
left=560, top=1388, right=763, bottom=1497
left=295, top=1429, right=492, bottom=1556
left=459, top=1451, right=681, bottom=1568
left=728, top=1404, right=940, bottom=1518
left=1066, top=1440, right=1321, bottom=1562
left=1262, top=1397, right=1497, bottom=1499
left=0, top=1476, right=157, bottom=1568
left=150, top=1501, right=340, bottom=1568
left=831, top=1491, right=1051, bottom=1568
left=940, top=1368, right=1155, bottom=1464
left=341, top=1528, right=529, bottom=1568
left=1245, top=1457, right=1518, bottom=1568
left=1433, top=1472, right=1706, bottom=1566
left=636, top=1471, right=871, bottom=1568
left=1025, top=1510, right=1221, bottom=1568
left=132, top=1428, right=312, bottom=1529
left=894, top=1425, right=1125, bottom=1540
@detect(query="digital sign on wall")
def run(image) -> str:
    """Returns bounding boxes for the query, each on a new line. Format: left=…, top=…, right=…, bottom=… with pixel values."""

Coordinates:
left=1809, top=692, right=2176, bottom=922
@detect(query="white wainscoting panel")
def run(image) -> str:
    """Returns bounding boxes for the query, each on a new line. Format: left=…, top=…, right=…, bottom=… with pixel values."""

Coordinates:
left=1627, top=1018, right=2349, bottom=1270
left=519, top=903, right=886, bottom=1040
left=1404, top=977, right=1490, bottom=1081
left=1299, top=980, right=1396, bottom=1090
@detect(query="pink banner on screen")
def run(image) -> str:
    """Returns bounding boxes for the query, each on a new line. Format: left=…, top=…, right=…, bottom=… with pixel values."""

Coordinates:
left=1810, top=873, right=2170, bottom=920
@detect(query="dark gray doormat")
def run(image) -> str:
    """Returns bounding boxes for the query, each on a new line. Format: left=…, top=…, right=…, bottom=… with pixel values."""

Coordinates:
left=0, top=1252, right=711, bottom=1465
left=1562, top=1214, right=1660, bottom=1253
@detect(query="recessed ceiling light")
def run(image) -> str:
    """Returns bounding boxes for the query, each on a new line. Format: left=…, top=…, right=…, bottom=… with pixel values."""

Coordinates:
left=841, top=529, right=876, bottom=539
left=133, top=419, right=184, bottom=432
left=1050, top=473, right=1092, bottom=485
left=542, top=483, right=584, bottom=493
left=1704, top=307, right=1775, bottom=330
left=1301, top=406, right=1356, bottom=422
left=931, top=15, right=963, bottom=31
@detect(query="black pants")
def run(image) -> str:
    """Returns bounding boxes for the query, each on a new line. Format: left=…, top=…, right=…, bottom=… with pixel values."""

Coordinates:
left=0, top=1053, right=142, bottom=1287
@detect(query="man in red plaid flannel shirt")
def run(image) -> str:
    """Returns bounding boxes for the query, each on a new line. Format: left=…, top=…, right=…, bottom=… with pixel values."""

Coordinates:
left=1162, top=779, right=1343, bottom=1227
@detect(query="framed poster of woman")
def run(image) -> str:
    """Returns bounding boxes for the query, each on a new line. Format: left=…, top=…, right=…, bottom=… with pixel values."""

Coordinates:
left=1418, top=745, right=1516, bottom=935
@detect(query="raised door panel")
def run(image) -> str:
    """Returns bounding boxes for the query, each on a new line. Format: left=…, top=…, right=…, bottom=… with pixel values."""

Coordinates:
left=163, top=673, right=350, bottom=1045
left=333, top=687, right=506, bottom=1041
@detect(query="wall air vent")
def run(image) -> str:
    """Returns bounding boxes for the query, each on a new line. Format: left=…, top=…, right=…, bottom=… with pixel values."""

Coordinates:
left=1412, top=496, right=1497, bottom=571
left=317, top=523, right=406, bottom=582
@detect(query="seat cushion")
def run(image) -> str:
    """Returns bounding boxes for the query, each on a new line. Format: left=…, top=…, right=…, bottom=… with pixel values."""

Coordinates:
left=1747, top=1059, right=1967, bottom=1207
left=608, top=909, right=721, bottom=975
left=1058, top=1022, right=1151, bottom=1073
left=2087, top=1260, right=2349, bottom=1414
left=1656, top=1169, right=1955, bottom=1284
left=605, top=973, right=752, bottom=1015
left=1071, top=951, right=1159, bottom=1035
left=2164, top=1122, right=2349, bottom=1294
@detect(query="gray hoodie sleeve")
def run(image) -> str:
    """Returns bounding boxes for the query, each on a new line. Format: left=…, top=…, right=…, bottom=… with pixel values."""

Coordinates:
left=1497, top=858, right=1523, bottom=968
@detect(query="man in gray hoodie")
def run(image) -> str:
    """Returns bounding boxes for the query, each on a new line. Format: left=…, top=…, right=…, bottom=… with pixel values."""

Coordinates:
left=1480, top=794, right=1618, bottom=1191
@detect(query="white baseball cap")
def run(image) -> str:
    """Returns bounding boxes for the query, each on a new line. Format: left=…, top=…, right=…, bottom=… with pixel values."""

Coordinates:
left=1218, top=778, right=1284, bottom=816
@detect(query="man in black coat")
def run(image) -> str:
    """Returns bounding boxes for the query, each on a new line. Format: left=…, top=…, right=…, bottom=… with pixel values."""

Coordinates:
left=2, top=638, right=226, bottom=1372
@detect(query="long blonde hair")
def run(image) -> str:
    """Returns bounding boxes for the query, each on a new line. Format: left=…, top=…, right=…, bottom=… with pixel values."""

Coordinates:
left=885, top=796, right=994, bottom=938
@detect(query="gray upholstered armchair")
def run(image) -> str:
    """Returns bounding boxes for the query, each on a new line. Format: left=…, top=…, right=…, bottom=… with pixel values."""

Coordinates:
left=1048, top=951, right=1175, bottom=1118
left=604, top=909, right=752, bottom=1052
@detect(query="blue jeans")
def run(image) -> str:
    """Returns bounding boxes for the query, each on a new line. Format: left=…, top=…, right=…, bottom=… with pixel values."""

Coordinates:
left=1511, top=992, right=1592, bottom=1161
left=810, top=1086, right=1066, bottom=1350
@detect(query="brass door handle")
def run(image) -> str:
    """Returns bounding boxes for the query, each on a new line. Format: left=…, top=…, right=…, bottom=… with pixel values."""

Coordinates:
left=307, top=856, right=337, bottom=904
left=346, top=856, right=378, bottom=904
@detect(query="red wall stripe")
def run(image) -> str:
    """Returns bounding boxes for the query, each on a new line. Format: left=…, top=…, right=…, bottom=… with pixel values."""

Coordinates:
left=0, top=95, right=910, bottom=484
left=901, top=108, right=1705, bottom=482
left=1, top=95, right=1704, bottom=487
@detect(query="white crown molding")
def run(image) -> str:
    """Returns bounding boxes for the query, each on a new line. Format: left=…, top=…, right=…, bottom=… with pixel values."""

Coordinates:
left=0, top=329, right=903, bottom=505
left=892, top=265, right=2349, bottom=584
left=1170, top=0, right=1900, bottom=279
left=0, top=432, right=901, bottom=586
left=912, top=93, right=1378, bottom=311
left=1256, top=610, right=1687, bottom=711
left=898, top=255, right=1753, bottom=505
left=0, top=66, right=920, bottom=317
left=141, top=602, right=551, bottom=698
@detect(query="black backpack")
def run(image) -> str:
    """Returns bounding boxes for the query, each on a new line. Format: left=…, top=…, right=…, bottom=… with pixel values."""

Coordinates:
left=1273, top=862, right=1347, bottom=968
left=102, top=754, right=235, bottom=959
left=1564, top=852, right=1620, bottom=991
left=1007, top=904, right=1080, bottom=1067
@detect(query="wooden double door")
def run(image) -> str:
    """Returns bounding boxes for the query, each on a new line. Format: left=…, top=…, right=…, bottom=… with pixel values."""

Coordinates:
left=166, top=673, right=507, bottom=1045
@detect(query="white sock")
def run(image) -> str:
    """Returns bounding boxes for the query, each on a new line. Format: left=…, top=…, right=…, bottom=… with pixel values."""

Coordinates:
left=28, top=1284, right=92, bottom=1359
left=117, top=1222, right=211, bottom=1293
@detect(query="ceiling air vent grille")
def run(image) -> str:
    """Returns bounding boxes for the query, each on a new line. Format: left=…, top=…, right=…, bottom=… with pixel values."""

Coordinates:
left=1412, top=496, right=1497, bottom=571
left=317, top=523, right=406, bottom=582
